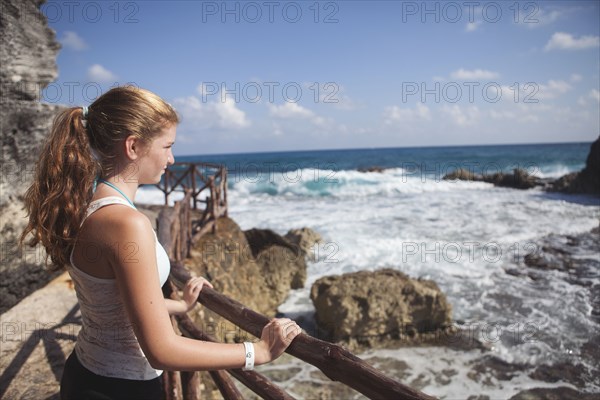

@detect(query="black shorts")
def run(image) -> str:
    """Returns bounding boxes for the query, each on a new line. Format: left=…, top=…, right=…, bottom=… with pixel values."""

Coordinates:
left=60, top=351, right=163, bottom=400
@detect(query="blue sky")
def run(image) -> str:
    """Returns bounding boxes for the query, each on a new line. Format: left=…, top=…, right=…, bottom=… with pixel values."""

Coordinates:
left=44, top=0, right=599, bottom=155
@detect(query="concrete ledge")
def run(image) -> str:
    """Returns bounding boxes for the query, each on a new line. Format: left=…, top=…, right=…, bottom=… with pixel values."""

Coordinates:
left=0, top=271, right=79, bottom=399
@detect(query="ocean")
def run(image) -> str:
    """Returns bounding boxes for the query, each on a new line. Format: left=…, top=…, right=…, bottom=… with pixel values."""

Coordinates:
left=137, top=142, right=599, bottom=398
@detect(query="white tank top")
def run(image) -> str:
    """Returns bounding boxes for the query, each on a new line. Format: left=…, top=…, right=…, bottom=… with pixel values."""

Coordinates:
left=67, top=196, right=170, bottom=380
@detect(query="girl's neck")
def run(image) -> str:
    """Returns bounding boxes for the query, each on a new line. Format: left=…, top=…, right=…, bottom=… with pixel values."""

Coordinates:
left=94, top=175, right=138, bottom=206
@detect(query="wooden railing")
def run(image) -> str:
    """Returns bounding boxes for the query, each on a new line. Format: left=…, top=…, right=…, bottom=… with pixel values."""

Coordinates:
left=155, top=162, right=228, bottom=249
left=157, top=190, right=436, bottom=400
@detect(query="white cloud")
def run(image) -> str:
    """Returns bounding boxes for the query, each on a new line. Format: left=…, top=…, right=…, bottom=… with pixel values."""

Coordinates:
left=87, top=64, right=117, bottom=83
left=441, top=105, right=480, bottom=126
left=60, top=31, right=88, bottom=51
left=450, top=68, right=499, bottom=80
left=570, top=73, right=582, bottom=82
left=590, top=89, right=600, bottom=102
left=173, top=95, right=250, bottom=131
left=544, top=32, right=600, bottom=51
left=383, top=103, right=431, bottom=124
left=537, top=79, right=572, bottom=99
left=523, top=8, right=561, bottom=29
left=465, top=21, right=481, bottom=32
left=269, top=102, right=315, bottom=119
left=268, top=102, right=329, bottom=127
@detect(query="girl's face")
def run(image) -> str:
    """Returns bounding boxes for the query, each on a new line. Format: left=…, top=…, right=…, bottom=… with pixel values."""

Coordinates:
left=136, top=124, right=176, bottom=185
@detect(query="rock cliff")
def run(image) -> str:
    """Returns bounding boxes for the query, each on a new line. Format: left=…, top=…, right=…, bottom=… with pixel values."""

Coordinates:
left=0, top=0, right=63, bottom=313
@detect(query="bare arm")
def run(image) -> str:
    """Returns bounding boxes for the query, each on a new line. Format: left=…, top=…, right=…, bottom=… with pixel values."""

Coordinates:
left=108, top=212, right=300, bottom=371
left=164, top=277, right=213, bottom=315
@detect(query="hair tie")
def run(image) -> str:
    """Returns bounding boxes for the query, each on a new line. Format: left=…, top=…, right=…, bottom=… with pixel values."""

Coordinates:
left=81, top=106, right=89, bottom=128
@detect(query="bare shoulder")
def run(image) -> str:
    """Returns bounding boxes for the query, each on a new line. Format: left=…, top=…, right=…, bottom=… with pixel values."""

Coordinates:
left=85, top=204, right=154, bottom=242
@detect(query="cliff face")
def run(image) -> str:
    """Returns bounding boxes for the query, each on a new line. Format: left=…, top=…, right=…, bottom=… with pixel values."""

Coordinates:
left=1, top=0, right=62, bottom=203
left=0, top=0, right=62, bottom=313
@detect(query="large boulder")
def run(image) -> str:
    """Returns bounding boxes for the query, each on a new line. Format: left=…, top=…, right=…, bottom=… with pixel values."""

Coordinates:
left=184, top=217, right=308, bottom=340
left=244, top=227, right=307, bottom=299
left=310, top=269, right=452, bottom=348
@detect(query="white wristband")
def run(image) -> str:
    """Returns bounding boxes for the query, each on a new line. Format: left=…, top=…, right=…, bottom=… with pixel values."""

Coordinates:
left=242, top=342, right=254, bottom=371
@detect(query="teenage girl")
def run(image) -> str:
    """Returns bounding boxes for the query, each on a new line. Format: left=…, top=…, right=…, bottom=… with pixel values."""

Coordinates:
left=20, top=85, right=301, bottom=399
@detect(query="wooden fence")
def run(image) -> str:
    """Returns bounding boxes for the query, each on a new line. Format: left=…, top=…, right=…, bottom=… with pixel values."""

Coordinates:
left=155, top=162, right=228, bottom=246
left=156, top=191, right=436, bottom=400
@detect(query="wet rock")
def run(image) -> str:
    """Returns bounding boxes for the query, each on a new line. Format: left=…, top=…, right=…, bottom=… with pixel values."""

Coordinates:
left=443, top=168, right=541, bottom=189
left=529, top=362, right=586, bottom=387
left=520, top=228, right=600, bottom=289
left=443, top=168, right=480, bottom=181
left=358, top=166, right=387, bottom=173
left=310, top=269, right=452, bottom=349
left=481, top=168, right=540, bottom=189
left=509, top=387, right=598, bottom=400
left=468, top=355, right=528, bottom=383
left=549, top=136, right=600, bottom=194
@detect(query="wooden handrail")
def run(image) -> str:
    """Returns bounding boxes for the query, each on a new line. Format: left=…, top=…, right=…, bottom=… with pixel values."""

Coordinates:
left=170, top=262, right=436, bottom=400
left=176, top=312, right=295, bottom=400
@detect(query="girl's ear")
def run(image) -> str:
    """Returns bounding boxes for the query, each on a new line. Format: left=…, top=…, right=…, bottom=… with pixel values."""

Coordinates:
left=124, top=135, right=140, bottom=160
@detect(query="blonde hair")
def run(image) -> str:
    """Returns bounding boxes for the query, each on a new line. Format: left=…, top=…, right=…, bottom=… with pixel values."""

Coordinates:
left=19, top=85, right=179, bottom=271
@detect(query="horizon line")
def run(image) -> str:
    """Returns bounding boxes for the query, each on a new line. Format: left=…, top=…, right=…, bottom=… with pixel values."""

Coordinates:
left=173, top=138, right=596, bottom=158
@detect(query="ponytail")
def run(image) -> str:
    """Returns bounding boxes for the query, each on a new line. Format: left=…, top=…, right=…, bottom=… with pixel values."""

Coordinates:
left=19, top=107, right=100, bottom=271
left=19, top=85, right=179, bottom=271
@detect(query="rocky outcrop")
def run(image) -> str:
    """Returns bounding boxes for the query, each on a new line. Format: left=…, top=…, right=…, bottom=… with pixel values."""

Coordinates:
left=443, top=168, right=540, bottom=189
left=509, top=387, right=598, bottom=400
left=0, top=0, right=63, bottom=313
left=284, top=227, right=323, bottom=262
left=549, top=136, right=600, bottom=194
left=184, top=217, right=308, bottom=341
left=504, top=227, right=600, bottom=289
left=442, top=138, right=600, bottom=193
left=244, top=227, right=307, bottom=303
left=310, top=269, right=452, bottom=349
left=358, top=166, right=387, bottom=173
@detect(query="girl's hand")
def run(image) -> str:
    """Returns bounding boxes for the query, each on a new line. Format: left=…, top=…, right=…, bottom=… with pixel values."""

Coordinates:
left=182, top=277, right=213, bottom=312
left=255, top=318, right=302, bottom=364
